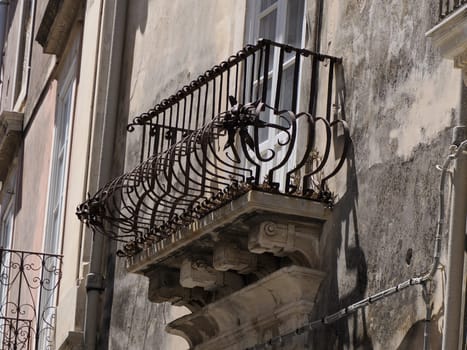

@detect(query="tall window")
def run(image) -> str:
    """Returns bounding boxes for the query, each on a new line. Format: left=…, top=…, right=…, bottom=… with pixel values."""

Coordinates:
left=245, top=0, right=306, bottom=188
left=13, top=0, right=33, bottom=109
left=40, top=57, right=76, bottom=349
left=0, top=196, right=14, bottom=306
left=44, top=67, right=76, bottom=255
left=245, top=0, right=305, bottom=141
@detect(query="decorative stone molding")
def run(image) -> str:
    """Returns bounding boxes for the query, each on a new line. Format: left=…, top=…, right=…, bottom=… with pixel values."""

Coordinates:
left=0, top=111, right=23, bottom=182
left=213, top=242, right=257, bottom=273
left=249, top=220, right=322, bottom=267
left=36, top=0, right=84, bottom=55
left=167, top=266, right=325, bottom=350
left=426, top=5, right=467, bottom=85
left=146, top=267, right=212, bottom=312
left=180, top=258, right=224, bottom=290
left=127, top=191, right=329, bottom=273
left=179, top=257, right=244, bottom=293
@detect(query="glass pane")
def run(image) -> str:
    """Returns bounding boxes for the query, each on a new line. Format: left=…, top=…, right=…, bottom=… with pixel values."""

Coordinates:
left=259, top=9, right=277, bottom=41
left=257, top=78, right=273, bottom=142
left=285, top=0, right=305, bottom=47
left=260, top=0, right=277, bottom=11
left=279, top=65, right=294, bottom=111
left=259, top=10, right=277, bottom=75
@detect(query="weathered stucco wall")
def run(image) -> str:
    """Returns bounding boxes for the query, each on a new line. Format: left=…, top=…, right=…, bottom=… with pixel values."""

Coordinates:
left=109, top=1, right=246, bottom=349
left=312, top=1, right=460, bottom=349
left=24, top=0, right=57, bottom=125
left=108, top=0, right=461, bottom=349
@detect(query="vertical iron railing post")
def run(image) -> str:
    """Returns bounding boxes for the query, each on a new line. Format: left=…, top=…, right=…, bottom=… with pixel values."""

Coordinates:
left=14, top=251, right=23, bottom=350
left=34, top=253, right=46, bottom=350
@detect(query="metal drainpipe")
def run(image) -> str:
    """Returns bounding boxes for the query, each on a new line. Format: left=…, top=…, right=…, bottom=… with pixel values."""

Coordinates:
left=0, top=1, right=9, bottom=77
left=442, top=81, right=467, bottom=350
left=83, top=0, right=127, bottom=348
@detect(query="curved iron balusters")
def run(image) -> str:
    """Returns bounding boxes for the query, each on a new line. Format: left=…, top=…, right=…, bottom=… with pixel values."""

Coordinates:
left=77, top=40, right=349, bottom=257
left=77, top=100, right=350, bottom=257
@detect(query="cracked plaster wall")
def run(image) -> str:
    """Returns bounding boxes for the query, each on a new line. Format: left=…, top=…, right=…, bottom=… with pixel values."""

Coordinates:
left=313, top=1, right=461, bottom=349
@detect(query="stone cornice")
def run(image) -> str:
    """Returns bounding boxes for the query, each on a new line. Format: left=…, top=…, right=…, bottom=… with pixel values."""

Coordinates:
left=36, top=0, right=84, bottom=55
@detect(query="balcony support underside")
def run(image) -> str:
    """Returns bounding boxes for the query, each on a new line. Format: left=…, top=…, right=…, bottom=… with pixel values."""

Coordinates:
left=127, top=190, right=329, bottom=349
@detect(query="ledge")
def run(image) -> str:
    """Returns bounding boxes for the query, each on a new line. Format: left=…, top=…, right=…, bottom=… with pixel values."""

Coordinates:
left=126, top=190, right=330, bottom=273
left=36, top=0, right=84, bottom=55
left=0, top=111, right=23, bottom=182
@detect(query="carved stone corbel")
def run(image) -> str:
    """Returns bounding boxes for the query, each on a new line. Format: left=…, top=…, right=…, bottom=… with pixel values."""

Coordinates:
left=213, top=242, right=257, bottom=273
left=167, top=266, right=326, bottom=350
left=145, top=266, right=212, bottom=312
left=179, top=257, right=244, bottom=293
left=248, top=220, right=322, bottom=267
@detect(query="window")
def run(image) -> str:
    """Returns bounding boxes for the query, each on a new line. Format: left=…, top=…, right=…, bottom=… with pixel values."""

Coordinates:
left=245, top=0, right=306, bottom=188
left=0, top=200, right=14, bottom=251
left=39, top=55, right=77, bottom=349
left=11, top=0, right=34, bottom=110
left=43, top=64, right=76, bottom=255
left=0, top=196, right=14, bottom=305
left=0, top=189, right=15, bottom=347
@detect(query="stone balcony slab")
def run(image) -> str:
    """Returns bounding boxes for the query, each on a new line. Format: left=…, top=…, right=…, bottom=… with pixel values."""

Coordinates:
left=127, top=190, right=330, bottom=274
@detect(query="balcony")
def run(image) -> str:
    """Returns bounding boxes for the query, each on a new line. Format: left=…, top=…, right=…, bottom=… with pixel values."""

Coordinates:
left=0, top=248, right=62, bottom=349
left=77, top=40, right=349, bottom=349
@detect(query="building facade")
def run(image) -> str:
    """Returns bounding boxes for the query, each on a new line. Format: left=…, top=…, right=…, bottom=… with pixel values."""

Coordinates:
left=0, top=0, right=465, bottom=349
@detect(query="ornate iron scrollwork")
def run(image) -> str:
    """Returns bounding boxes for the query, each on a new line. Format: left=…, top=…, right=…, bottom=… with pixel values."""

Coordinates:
left=0, top=248, right=62, bottom=349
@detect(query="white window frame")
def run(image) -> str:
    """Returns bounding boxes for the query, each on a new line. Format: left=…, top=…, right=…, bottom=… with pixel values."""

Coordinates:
left=42, top=56, right=77, bottom=256
left=12, top=0, right=34, bottom=111
left=0, top=198, right=14, bottom=251
left=0, top=190, right=15, bottom=348
left=0, top=196, right=14, bottom=305
left=39, top=51, right=77, bottom=350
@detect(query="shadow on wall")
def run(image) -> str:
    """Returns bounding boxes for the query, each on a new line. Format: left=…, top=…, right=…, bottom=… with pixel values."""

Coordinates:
left=309, top=61, right=447, bottom=349
left=309, top=64, right=373, bottom=349
left=323, top=144, right=373, bottom=349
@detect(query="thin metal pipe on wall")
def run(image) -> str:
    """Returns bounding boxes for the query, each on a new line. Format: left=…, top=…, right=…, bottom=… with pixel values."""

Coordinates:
left=442, top=81, right=467, bottom=349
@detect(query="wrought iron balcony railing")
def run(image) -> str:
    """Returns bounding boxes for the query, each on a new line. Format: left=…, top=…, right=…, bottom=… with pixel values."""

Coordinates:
left=127, top=39, right=341, bottom=163
left=0, top=248, right=62, bottom=350
left=76, top=40, right=350, bottom=257
left=439, top=0, right=467, bottom=20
